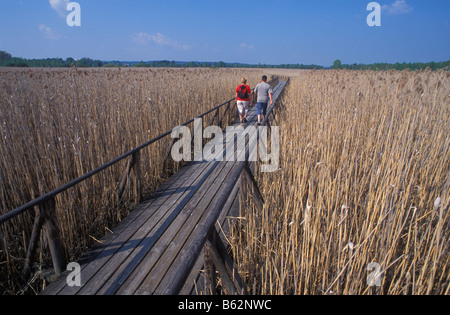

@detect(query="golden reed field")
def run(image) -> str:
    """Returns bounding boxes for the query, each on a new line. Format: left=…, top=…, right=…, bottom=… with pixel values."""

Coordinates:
left=232, top=69, right=449, bottom=295
left=0, top=67, right=449, bottom=295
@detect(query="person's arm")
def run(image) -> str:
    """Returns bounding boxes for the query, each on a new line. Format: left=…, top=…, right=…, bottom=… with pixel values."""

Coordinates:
left=269, top=89, right=273, bottom=105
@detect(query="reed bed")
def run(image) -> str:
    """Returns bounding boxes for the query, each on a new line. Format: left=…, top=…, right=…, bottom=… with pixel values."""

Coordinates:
left=0, top=67, right=264, bottom=294
left=232, top=69, right=449, bottom=295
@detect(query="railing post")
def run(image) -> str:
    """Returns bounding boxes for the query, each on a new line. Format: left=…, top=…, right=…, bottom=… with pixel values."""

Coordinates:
left=118, top=156, right=132, bottom=200
left=117, top=151, right=142, bottom=204
left=131, top=151, right=142, bottom=204
left=204, top=230, right=248, bottom=295
left=23, top=207, right=45, bottom=277
left=40, top=198, right=66, bottom=276
left=204, top=239, right=217, bottom=295
left=209, top=108, right=220, bottom=127
left=227, top=101, right=231, bottom=125
left=216, top=108, right=220, bottom=127
left=0, top=226, right=8, bottom=268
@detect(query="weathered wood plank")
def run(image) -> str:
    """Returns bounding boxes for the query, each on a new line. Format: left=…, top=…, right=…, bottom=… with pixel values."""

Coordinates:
left=82, top=161, right=218, bottom=295
left=130, top=159, right=238, bottom=294
left=179, top=178, right=240, bottom=295
left=44, top=161, right=202, bottom=295
left=151, top=126, right=260, bottom=295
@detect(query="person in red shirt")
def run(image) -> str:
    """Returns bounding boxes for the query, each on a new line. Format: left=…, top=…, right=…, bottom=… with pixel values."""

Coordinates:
left=236, top=78, right=252, bottom=124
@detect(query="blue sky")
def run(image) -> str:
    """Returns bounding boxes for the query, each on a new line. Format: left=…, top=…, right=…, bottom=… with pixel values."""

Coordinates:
left=0, top=0, right=449, bottom=66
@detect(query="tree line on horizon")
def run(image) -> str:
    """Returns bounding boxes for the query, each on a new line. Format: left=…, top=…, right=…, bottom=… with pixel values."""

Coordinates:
left=331, top=59, right=450, bottom=71
left=1, top=51, right=448, bottom=71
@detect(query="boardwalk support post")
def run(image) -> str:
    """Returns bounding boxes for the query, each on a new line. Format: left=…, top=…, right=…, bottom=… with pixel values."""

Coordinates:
left=0, top=227, right=8, bottom=272
left=204, top=239, right=217, bottom=294
left=117, top=151, right=142, bottom=204
left=162, top=137, right=177, bottom=175
left=23, top=206, right=45, bottom=277
left=23, top=198, right=66, bottom=277
left=204, top=230, right=247, bottom=295
left=130, top=151, right=142, bottom=204
left=41, top=198, right=66, bottom=276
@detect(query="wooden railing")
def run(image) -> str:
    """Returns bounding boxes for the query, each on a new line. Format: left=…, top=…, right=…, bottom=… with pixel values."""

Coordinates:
left=0, top=76, right=289, bottom=279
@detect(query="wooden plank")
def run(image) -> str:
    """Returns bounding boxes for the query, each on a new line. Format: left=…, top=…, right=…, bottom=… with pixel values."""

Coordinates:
left=116, top=158, right=235, bottom=294
left=176, top=113, right=262, bottom=295
left=153, top=161, right=245, bottom=295
left=80, top=160, right=219, bottom=295
left=131, top=159, right=238, bottom=294
left=178, top=128, right=255, bottom=295
left=44, top=161, right=207, bottom=295
left=151, top=125, right=260, bottom=295
left=96, top=121, right=256, bottom=294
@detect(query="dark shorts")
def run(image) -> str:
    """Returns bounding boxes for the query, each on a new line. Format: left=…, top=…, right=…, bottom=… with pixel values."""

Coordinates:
left=257, top=102, right=268, bottom=116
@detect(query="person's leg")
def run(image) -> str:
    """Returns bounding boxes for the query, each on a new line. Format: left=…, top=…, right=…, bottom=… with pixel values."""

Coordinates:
left=243, top=101, right=249, bottom=122
left=257, top=103, right=263, bottom=124
left=262, top=103, right=268, bottom=122
left=237, top=102, right=244, bottom=123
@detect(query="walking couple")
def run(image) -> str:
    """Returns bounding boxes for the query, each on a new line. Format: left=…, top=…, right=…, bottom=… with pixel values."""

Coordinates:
left=236, top=75, right=273, bottom=125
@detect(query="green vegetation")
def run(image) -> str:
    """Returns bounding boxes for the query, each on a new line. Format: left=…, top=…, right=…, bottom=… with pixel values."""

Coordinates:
left=0, top=51, right=323, bottom=69
left=0, top=51, right=104, bottom=68
left=1, top=51, right=448, bottom=71
left=332, top=58, right=450, bottom=71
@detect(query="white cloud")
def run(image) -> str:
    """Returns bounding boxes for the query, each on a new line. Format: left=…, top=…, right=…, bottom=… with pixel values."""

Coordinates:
left=240, top=43, right=255, bottom=50
left=132, top=32, right=190, bottom=50
left=49, top=0, right=69, bottom=17
left=39, top=24, right=62, bottom=40
left=382, top=0, right=413, bottom=15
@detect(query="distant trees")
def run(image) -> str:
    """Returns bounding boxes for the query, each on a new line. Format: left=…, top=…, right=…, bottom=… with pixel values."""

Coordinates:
left=331, top=60, right=450, bottom=71
left=0, top=51, right=104, bottom=68
left=74, top=58, right=103, bottom=67
left=332, top=59, right=342, bottom=69
left=0, top=51, right=12, bottom=63
left=1, top=50, right=448, bottom=71
left=133, top=61, right=149, bottom=67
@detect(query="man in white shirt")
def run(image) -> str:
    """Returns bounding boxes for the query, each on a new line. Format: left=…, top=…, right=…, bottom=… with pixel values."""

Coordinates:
left=254, top=75, right=273, bottom=125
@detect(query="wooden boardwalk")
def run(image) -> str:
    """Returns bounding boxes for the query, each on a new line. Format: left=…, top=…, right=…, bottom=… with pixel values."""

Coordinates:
left=42, top=80, right=287, bottom=295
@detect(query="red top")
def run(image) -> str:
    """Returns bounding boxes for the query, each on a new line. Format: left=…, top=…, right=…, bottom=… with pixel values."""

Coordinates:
left=236, top=85, right=251, bottom=101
